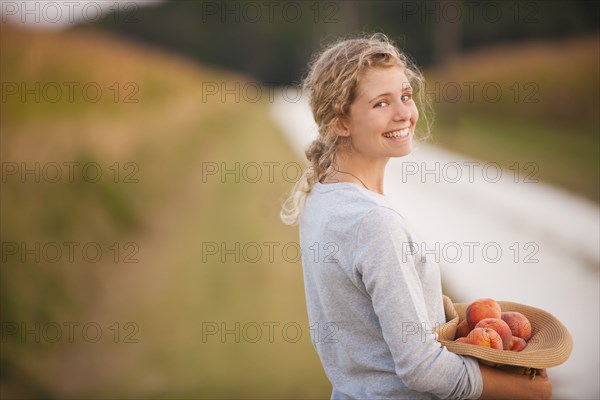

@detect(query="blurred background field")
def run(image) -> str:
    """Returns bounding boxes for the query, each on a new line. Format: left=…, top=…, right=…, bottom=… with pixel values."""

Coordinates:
left=1, top=23, right=328, bottom=399
left=426, top=34, right=599, bottom=202
left=1, top=0, right=599, bottom=398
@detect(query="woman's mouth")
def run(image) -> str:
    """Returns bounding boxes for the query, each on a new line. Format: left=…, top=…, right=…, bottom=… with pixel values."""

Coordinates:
left=382, top=128, right=411, bottom=141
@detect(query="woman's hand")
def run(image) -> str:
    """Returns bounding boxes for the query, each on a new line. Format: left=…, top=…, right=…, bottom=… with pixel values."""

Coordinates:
left=531, top=369, right=552, bottom=399
left=478, top=363, right=552, bottom=399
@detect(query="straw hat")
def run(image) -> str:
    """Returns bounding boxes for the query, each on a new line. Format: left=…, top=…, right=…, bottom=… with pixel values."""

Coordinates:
left=434, top=295, right=573, bottom=370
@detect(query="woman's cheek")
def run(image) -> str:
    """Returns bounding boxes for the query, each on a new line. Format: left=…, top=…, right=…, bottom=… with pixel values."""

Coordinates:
left=411, top=104, right=419, bottom=123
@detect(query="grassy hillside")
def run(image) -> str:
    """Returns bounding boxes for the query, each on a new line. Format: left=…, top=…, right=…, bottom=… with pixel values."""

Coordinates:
left=1, top=24, right=330, bottom=399
left=425, top=35, right=599, bottom=203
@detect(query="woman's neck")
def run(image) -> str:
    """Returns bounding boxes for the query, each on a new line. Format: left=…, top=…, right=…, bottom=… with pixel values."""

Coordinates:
left=325, top=152, right=388, bottom=195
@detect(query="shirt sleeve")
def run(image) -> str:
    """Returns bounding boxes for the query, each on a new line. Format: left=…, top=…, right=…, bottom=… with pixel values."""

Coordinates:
left=354, top=206, right=483, bottom=400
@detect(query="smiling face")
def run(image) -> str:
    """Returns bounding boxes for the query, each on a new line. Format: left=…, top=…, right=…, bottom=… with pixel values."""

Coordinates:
left=337, top=66, right=419, bottom=160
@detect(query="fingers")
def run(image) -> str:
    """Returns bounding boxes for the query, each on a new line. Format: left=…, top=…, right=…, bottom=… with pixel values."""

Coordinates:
left=536, top=368, right=548, bottom=378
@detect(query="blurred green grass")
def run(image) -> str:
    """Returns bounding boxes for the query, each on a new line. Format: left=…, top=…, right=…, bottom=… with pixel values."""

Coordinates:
left=435, top=114, right=599, bottom=200
left=1, top=24, right=329, bottom=399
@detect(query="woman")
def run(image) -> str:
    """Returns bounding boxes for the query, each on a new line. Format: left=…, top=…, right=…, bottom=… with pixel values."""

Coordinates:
left=280, top=33, right=551, bottom=399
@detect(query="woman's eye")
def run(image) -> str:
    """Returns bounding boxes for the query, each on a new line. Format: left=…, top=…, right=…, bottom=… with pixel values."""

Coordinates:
left=401, top=94, right=413, bottom=102
left=374, top=100, right=388, bottom=108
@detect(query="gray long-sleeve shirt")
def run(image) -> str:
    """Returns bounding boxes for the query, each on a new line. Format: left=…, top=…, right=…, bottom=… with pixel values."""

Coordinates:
left=299, top=182, right=483, bottom=399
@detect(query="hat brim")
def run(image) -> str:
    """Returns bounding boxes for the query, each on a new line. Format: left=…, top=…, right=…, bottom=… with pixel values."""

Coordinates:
left=434, top=296, right=573, bottom=369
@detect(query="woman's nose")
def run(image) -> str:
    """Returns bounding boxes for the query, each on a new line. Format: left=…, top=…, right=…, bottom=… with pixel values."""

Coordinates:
left=392, top=103, right=411, bottom=121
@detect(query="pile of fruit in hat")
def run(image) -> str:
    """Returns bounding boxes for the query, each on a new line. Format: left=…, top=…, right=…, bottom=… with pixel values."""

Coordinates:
left=454, top=298, right=532, bottom=351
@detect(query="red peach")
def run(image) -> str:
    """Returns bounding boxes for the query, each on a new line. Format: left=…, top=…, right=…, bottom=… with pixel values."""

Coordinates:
left=466, top=298, right=502, bottom=329
left=456, top=319, right=471, bottom=339
left=455, top=337, right=468, bottom=343
left=464, top=327, right=503, bottom=350
left=501, top=311, right=532, bottom=341
left=507, top=336, right=528, bottom=352
left=475, top=318, right=513, bottom=349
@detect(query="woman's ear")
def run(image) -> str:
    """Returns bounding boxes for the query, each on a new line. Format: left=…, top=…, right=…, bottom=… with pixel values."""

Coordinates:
left=332, top=116, right=350, bottom=138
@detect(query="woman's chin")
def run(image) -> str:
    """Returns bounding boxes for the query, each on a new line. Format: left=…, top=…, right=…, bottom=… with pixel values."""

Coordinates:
left=391, top=147, right=412, bottom=158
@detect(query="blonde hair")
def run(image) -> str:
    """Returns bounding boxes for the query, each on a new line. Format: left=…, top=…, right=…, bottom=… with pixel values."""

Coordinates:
left=280, top=33, right=432, bottom=226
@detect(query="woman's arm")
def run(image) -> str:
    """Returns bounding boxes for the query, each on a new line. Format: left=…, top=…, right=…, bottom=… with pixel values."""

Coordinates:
left=478, top=364, right=552, bottom=400
left=355, top=207, right=484, bottom=398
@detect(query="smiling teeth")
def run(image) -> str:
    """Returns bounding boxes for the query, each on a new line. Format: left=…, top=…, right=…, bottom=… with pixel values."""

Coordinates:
left=383, top=128, right=409, bottom=138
